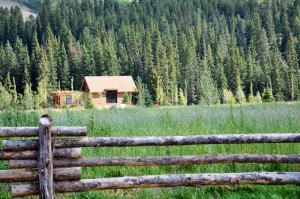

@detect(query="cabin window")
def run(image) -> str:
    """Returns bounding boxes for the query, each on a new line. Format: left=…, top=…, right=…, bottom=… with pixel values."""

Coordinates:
left=106, top=91, right=117, bottom=103
left=66, top=95, right=72, bottom=105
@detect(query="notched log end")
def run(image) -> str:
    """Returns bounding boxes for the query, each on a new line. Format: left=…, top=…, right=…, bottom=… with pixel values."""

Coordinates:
left=39, top=117, right=52, bottom=126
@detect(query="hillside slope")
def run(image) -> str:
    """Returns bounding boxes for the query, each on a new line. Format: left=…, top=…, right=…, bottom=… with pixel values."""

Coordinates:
left=0, top=0, right=37, bottom=20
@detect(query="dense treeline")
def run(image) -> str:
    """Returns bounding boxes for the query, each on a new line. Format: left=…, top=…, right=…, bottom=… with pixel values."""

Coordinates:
left=14, top=0, right=59, bottom=10
left=0, top=0, right=300, bottom=109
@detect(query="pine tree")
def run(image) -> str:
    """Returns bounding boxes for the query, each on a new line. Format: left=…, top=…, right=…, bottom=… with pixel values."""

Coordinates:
left=142, top=29, right=153, bottom=85
left=3, top=42, right=18, bottom=84
left=68, top=38, right=82, bottom=90
left=57, top=43, right=70, bottom=90
left=155, top=73, right=165, bottom=105
left=103, top=31, right=119, bottom=75
left=223, top=89, right=236, bottom=104
left=0, top=83, right=12, bottom=110
left=167, top=38, right=178, bottom=105
left=248, top=82, right=255, bottom=103
left=14, top=37, right=30, bottom=92
left=285, top=33, right=299, bottom=100
left=126, top=25, right=142, bottom=78
left=179, top=88, right=187, bottom=106
left=262, top=88, right=275, bottom=102
left=4, top=72, right=13, bottom=92
left=226, top=33, right=243, bottom=96
left=85, top=92, right=94, bottom=109
left=135, top=76, right=146, bottom=106
left=37, top=49, right=50, bottom=84
left=45, top=37, right=58, bottom=91
left=262, top=3, right=276, bottom=46
left=122, top=92, right=131, bottom=105
left=94, top=38, right=104, bottom=75
left=280, top=6, right=291, bottom=53
left=256, top=91, right=262, bottom=103
left=31, top=31, right=43, bottom=90
left=81, top=44, right=96, bottom=76
left=161, top=47, right=170, bottom=105
left=196, top=58, right=219, bottom=105
left=21, top=83, right=34, bottom=110
left=271, top=46, right=284, bottom=100
left=35, top=79, right=48, bottom=109
left=118, top=43, right=131, bottom=75
left=11, top=77, right=18, bottom=105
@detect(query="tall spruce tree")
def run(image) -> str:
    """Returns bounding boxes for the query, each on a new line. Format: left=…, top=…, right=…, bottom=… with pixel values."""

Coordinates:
left=81, top=44, right=96, bottom=76
left=196, top=57, right=219, bottom=105
left=285, top=33, right=299, bottom=99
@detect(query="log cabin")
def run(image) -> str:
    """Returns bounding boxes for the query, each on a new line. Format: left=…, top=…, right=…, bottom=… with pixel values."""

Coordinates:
left=50, top=76, right=138, bottom=108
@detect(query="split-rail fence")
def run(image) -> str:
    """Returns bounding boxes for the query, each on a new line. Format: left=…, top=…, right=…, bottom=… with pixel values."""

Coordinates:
left=0, top=115, right=299, bottom=198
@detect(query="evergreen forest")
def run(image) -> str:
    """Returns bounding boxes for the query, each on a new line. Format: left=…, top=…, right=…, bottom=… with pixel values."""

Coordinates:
left=0, top=0, right=300, bottom=109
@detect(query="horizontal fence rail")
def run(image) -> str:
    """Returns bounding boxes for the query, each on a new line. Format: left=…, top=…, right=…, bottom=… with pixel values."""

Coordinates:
left=0, top=168, right=81, bottom=182
left=3, top=133, right=300, bottom=150
left=11, top=172, right=300, bottom=197
left=9, top=154, right=300, bottom=168
left=0, top=148, right=82, bottom=160
left=0, top=127, right=87, bottom=137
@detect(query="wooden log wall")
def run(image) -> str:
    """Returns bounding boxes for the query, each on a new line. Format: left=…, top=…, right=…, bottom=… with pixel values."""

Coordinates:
left=11, top=172, right=300, bottom=197
left=0, top=116, right=85, bottom=199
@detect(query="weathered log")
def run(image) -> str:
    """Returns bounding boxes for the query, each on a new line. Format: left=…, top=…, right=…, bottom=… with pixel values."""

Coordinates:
left=11, top=172, right=300, bottom=197
left=0, top=148, right=82, bottom=160
left=38, top=116, right=54, bottom=199
left=0, top=126, right=86, bottom=137
left=10, top=160, right=37, bottom=169
left=53, top=148, right=82, bottom=159
left=9, top=154, right=300, bottom=169
left=51, top=126, right=87, bottom=137
left=0, top=167, right=81, bottom=182
left=53, top=167, right=81, bottom=181
left=0, top=150, right=37, bottom=160
left=3, top=133, right=300, bottom=150
left=0, top=127, right=38, bottom=137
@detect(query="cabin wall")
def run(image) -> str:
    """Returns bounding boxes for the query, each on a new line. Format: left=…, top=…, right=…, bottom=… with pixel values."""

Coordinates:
left=60, top=96, right=67, bottom=108
left=117, top=92, right=125, bottom=104
left=51, top=92, right=84, bottom=108
left=90, top=92, right=125, bottom=108
left=92, top=93, right=106, bottom=107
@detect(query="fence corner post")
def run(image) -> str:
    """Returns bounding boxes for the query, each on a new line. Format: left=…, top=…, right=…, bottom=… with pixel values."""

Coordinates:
left=38, top=115, right=54, bottom=199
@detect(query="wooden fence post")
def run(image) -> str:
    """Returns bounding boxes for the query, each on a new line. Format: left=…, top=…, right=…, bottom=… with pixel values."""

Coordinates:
left=38, top=115, right=54, bottom=199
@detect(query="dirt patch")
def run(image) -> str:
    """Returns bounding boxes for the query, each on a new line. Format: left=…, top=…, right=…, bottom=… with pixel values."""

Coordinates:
left=0, top=0, right=37, bottom=20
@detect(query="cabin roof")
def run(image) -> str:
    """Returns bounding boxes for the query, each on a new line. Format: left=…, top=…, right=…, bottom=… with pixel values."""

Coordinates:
left=82, top=76, right=138, bottom=93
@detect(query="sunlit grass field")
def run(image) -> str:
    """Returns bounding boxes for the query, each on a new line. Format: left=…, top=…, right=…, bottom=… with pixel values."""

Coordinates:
left=0, top=102, right=300, bottom=198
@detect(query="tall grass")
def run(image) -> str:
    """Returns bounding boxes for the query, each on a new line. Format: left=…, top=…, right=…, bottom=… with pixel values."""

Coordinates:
left=0, top=102, right=300, bottom=198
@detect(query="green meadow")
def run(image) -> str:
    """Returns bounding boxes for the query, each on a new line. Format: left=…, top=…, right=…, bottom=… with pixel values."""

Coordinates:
left=0, top=102, right=300, bottom=198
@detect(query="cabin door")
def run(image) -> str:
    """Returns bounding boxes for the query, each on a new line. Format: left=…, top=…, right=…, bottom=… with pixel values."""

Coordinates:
left=106, top=91, right=117, bottom=103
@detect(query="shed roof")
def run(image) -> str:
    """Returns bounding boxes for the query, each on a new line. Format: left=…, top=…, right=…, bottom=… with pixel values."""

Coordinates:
left=82, top=76, right=138, bottom=93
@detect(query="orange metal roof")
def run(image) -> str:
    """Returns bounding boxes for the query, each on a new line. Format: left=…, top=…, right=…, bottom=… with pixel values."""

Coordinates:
left=82, top=76, right=138, bottom=93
